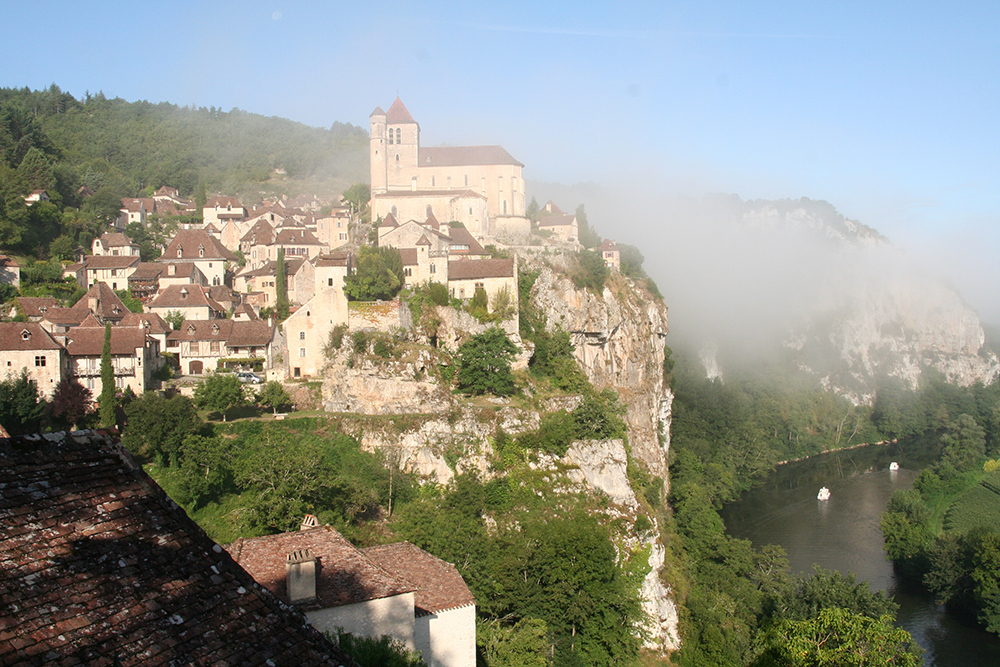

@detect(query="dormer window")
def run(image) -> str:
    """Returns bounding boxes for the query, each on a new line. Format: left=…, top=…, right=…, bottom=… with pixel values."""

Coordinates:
left=180, top=288, right=189, bottom=300
left=199, top=245, right=205, bottom=257
left=187, top=324, right=196, bottom=334
left=177, top=246, right=183, bottom=257
left=20, top=329, right=30, bottom=341
left=211, top=324, right=219, bottom=335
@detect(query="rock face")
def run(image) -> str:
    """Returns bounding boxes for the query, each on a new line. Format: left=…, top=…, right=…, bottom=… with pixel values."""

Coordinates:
left=529, top=264, right=672, bottom=478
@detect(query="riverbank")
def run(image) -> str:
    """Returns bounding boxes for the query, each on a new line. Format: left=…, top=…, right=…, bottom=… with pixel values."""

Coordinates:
left=775, top=438, right=898, bottom=466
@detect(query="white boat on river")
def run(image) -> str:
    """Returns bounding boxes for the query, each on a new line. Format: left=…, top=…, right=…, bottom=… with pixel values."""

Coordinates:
left=817, top=487, right=831, bottom=501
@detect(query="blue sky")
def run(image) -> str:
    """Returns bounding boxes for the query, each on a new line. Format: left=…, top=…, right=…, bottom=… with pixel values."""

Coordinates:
left=3, top=1, right=999, bottom=319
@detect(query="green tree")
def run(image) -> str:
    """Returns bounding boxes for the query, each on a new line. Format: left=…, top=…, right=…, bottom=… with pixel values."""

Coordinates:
left=47, top=377, right=93, bottom=430
left=576, top=204, right=601, bottom=249
left=940, top=413, right=987, bottom=474
left=122, top=393, right=203, bottom=463
left=164, top=310, right=184, bottom=330
left=341, top=182, right=371, bottom=221
left=752, top=607, right=920, bottom=666
left=468, top=286, right=488, bottom=320
left=571, top=249, right=609, bottom=292
left=194, top=372, right=245, bottom=421
left=257, top=381, right=292, bottom=414
left=456, top=327, right=519, bottom=396
left=0, top=370, right=46, bottom=435
left=972, top=532, right=1000, bottom=634
left=343, top=245, right=404, bottom=301
left=115, top=289, right=143, bottom=313
left=478, top=618, right=549, bottom=667
left=526, top=196, right=540, bottom=223
left=99, top=322, right=115, bottom=428
left=275, top=247, right=289, bottom=321
left=332, top=631, right=425, bottom=667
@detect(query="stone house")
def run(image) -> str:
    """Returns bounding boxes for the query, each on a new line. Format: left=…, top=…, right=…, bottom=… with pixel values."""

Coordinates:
left=63, top=324, right=160, bottom=395
left=0, top=254, right=20, bottom=288
left=157, top=229, right=239, bottom=287
left=0, top=322, right=65, bottom=397
left=92, top=231, right=140, bottom=257
left=11, top=296, right=57, bottom=320
left=234, top=257, right=314, bottom=306
left=598, top=239, right=621, bottom=270
left=315, top=207, right=352, bottom=249
left=118, top=197, right=153, bottom=228
left=447, top=258, right=518, bottom=316
left=165, top=319, right=274, bottom=375
left=202, top=195, right=247, bottom=226
left=371, top=189, right=490, bottom=238
left=0, top=431, right=354, bottom=666
left=147, top=284, right=227, bottom=322
left=537, top=212, right=579, bottom=244
left=281, top=252, right=351, bottom=379
left=227, top=518, right=475, bottom=667
left=64, top=255, right=140, bottom=289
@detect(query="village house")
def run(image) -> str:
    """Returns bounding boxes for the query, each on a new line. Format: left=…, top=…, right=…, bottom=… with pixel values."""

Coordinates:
left=0, top=254, right=20, bottom=288
left=202, top=195, right=247, bottom=226
left=537, top=211, right=579, bottom=244
left=41, top=282, right=131, bottom=332
left=24, top=189, right=50, bottom=205
left=157, top=229, right=238, bottom=287
left=282, top=252, right=351, bottom=379
left=370, top=98, right=529, bottom=242
left=315, top=206, right=352, bottom=249
left=91, top=231, right=141, bottom=257
left=227, top=517, right=475, bottom=667
left=63, top=323, right=160, bottom=395
left=371, top=189, right=490, bottom=238
left=147, top=284, right=227, bottom=322
left=249, top=228, right=326, bottom=267
left=0, top=431, right=354, bottom=666
left=10, top=296, right=57, bottom=320
left=234, top=257, right=315, bottom=306
left=64, top=254, right=140, bottom=289
left=598, top=239, right=621, bottom=270
left=447, top=258, right=518, bottom=317
left=117, top=197, right=154, bottom=228
left=119, top=311, right=173, bottom=349
left=0, top=322, right=65, bottom=397
left=165, top=318, right=274, bottom=375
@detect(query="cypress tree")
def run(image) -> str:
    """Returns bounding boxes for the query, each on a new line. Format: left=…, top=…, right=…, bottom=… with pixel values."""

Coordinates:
left=275, top=247, right=290, bottom=321
left=99, top=322, right=116, bottom=428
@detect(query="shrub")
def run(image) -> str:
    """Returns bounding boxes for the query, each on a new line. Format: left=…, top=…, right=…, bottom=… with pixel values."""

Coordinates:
left=456, top=328, right=519, bottom=396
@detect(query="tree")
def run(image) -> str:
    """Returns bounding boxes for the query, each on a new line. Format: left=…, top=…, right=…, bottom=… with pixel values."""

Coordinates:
left=258, top=381, right=292, bottom=414
left=456, top=327, right=519, bottom=396
left=526, top=196, right=540, bottom=223
left=99, top=322, right=115, bottom=428
left=122, top=393, right=202, bottom=463
left=752, top=607, right=921, bottom=666
left=194, top=372, right=245, bottom=421
left=275, top=247, right=289, bottom=321
left=48, top=377, right=93, bottom=430
left=940, top=413, right=987, bottom=474
left=576, top=204, right=601, bottom=249
left=164, top=310, right=184, bottom=330
left=341, top=182, right=371, bottom=221
left=0, top=370, right=46, bottom=435
left=478, top=618, right=549, bottom=667
left=343, top=245, right=404, bottom=301
left=331, top=631, right=425, bottom=667
left=468, top=286, right=488, bottom=320
left=115, top=289, right=143, bottom=313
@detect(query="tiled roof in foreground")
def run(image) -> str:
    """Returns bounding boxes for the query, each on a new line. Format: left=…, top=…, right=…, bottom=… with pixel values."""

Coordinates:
left=0, top=430, right=354, bottom=667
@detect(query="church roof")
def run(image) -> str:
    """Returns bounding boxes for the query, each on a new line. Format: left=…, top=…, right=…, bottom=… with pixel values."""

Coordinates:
left=370, top=105, right=385, bottom=117
left=419, top=145, right=524, bottom=168
left=385, top=97, right=416, bottom=124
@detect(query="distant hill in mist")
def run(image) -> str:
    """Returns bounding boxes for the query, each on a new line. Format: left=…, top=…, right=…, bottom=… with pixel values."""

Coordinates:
left=0, top=84, right=369, bottom=204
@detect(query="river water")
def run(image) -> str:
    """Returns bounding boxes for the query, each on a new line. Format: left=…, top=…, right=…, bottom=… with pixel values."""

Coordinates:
left=719, top=439, right=1000, bottom=666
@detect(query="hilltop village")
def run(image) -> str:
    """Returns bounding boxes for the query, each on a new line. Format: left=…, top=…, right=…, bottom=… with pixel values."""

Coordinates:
left=0, top=98, right=658, bottom=667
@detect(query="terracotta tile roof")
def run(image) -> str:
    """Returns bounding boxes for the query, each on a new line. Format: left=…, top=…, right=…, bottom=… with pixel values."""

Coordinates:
left=448, top=227, right=487, bottom=255
left=79, top=254, right=141, bottom=270
left=543, top=200, right=565, bottom=215
left=158, top=230, right=238, bottom=262
left=538, top=214, right=576, bottom=228
left=166, top=320, right=272, bottom=347
left=363, top=542, right=475, bottom=615
left=415, top=234, right=431, bottom=247
left=240, top=219, right=276, bottom=245
left=14, top=297, right=57, bottom=318
left=598, top=239, right=618, bottom=252
left=77, top=313, right=103, bottom=328
left=0, top=254, right=18, bottom=268
left=98, top=232, right=135, bottom=247
left=275, top=228, right=322, bottom=246
left=419, top=145, right=523, bottom=168
left=314, top=252, right=351, bottom=268
left=227, top=525, right=415, bottom=610
left=77, top=282, right=130, bottom=320
left=119, top=312, right=172, bottom=335
left=64, top=326, right=149, bottom=356
left=129, top=262, right=164, bottom=281
left=237, top=258, right=306, bottom=279
left=233, top=303, right=260, bottom=320
left=448, top=258, right=515, bottom=280
left=0, top=430, right=354, bottom=667
left=155, top=185, right=179, bottom=197
left=227, top=320, right=274, bottom=347
left=380, top=212, right=399, bottom=229
left=385, top=97, right=416, bottom=124
left=373, top=189, right=486, bottom=201
left=41, top=306, right=91, bottom=327
left=399, top=248, right=418, bottom=266
left=205, top=195, right=244, bottom=209
left=0, top=322, right=62, bottom=351
left=148, top=285, right=225, bottom=311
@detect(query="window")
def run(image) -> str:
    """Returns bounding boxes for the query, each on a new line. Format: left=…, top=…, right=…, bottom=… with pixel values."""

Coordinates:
left=34, top=356, right=46, bottom=367
left=177, top=248, right=182, bottom=257
left=294, top=367, right=301, bottom=378
left=447, top=176, right=452, bottom=189
left=431, top=176, right=436, bottom=186
left=499, top=176, right=504, bottom=191
left=464, top=174, right=469, bottom=187
left=404, top=267, right=412, bottom=277
left=199, top=247, right=205, bottom=257
left=328, top=277, right=334, bottom=286
left=395, top=128, right=401, bottom=143
left=210, top=341, right=220, bottom=354
left=339, top=233, right=347, bottom=240
left=299, top=347, right=306, bottom=358
left=430, top=263, right=436, bottom=274
left=190, top=341, right=200, bottom=354
left=395, top=154, right=400, bottom=163
left=299, top=331, right=306, bottom=340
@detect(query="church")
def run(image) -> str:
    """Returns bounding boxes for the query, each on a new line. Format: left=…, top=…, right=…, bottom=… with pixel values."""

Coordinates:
left=369, top=98, right=530, bottom=242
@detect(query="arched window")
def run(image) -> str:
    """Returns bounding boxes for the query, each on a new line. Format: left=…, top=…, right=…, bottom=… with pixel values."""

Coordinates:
left=395, top=154, right=400, bottom=163
left=395, top=128, right=401, bottom=143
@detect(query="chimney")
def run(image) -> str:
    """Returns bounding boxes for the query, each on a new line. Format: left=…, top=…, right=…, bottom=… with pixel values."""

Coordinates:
left=88, top=297, right=98, bottom=312
left=300, top=514, right=319, bottom=531
left=286, top=549, right=316, bottom=603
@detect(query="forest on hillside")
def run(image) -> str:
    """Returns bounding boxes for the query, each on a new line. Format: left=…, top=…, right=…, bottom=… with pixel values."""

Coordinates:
left=0, top=84, right=368, bottom=260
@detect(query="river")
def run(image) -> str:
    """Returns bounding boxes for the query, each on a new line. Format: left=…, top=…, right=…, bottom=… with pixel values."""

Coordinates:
left=719, top=438, right=1000, bottom=667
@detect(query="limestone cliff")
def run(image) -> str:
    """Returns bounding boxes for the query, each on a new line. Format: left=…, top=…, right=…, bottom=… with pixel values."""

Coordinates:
left=527, top=259, right=672, bottom=479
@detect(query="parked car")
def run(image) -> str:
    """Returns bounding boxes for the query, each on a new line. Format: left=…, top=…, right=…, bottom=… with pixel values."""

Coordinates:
left=236, top=371, right=264, bottom=384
